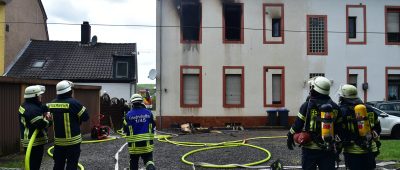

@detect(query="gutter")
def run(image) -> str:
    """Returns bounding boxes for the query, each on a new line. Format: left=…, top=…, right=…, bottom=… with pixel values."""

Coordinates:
left=157, top=0, right=163, bottom=129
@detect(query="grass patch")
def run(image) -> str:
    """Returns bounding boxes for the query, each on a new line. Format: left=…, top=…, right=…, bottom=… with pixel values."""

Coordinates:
left=0, top=153, right=24, bottom=168
left=377, top=139, right=400, bottom=161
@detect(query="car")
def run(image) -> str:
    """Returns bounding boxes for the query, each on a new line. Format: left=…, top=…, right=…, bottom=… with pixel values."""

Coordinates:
left=366, top=101, right=400, bottom=117
left=371, top=106, right=400, bottom=139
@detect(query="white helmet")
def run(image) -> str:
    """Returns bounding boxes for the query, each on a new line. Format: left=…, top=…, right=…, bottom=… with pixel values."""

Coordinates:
left=130, top=93, right=143, bottom=103
left=310, top=76, right=331, bottom=95
left=340, top=84, right=358, bottom=99
left=56, top=80, right=73, bottom=95
left=24, top=85, right=45, bottom=98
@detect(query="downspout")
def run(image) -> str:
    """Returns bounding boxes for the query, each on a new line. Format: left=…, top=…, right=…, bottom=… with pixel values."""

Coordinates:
left=158, top=0, right=163, bottom=129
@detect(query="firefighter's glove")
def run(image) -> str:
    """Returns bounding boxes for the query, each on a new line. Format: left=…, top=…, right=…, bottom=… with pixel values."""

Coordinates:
left=287, top=132, right=295, bottom=150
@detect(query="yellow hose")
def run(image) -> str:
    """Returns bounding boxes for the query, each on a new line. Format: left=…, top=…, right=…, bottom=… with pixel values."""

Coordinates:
left=156, top=134, right=286, bottom=168
left=25, top=129, right=39, bottom=170
left=181, top=142, right=271, bottom=168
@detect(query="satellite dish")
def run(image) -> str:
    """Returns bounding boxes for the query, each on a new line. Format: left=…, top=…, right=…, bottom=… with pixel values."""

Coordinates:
left=91, top=35, right=98, bottom=46
left=148, top=69, right=156, bottom=80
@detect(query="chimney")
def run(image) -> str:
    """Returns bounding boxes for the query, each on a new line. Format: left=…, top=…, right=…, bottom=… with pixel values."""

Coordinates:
left=81, top=21, right=91, bottom=44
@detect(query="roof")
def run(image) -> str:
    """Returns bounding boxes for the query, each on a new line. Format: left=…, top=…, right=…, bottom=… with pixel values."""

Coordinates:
left=6, top=40, right=137, bottom=83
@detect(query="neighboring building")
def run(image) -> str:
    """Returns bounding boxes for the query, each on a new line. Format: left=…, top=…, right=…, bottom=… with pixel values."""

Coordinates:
left=5, top=22, right=137, bottom=100
left=156, top=0, right=400, bottom=128
left=0, top=0, right=48, bottom=74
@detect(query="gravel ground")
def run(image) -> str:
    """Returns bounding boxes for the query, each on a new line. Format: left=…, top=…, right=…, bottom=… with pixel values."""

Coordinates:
left=32, top=129, right=398, bottom=170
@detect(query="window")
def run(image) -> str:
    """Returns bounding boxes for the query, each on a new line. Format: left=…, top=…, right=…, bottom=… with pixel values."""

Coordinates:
left=346, top=5, right=366, bottom=44
left=349, top=74, right=358, bottom=87
left=348, top=17, right=357, bottom=38
left=223, top=66, right=244, bottom=107
left=223, top=3, right=243, bottom=43
left=263, top=3, right=284, bottom=44
left=180, top=2, right=202, bottom=43
left=307, top=15, right=327, bottom=55
left=180, top=66, right=202, bottom=107
left=272, top=18, right=281, bottom=37
left=116, top=61, right=128, bottom=78
left=112, top=54, right=135, bottom=79
left=386, top=67, right=400, bottom=101
left=385, top=6, right=400, bottom=44
left=264, top=66, right=285, bottom=107
left=309, top=73, right=325, bottom=79
left=31, top=60, right=46, bottom=68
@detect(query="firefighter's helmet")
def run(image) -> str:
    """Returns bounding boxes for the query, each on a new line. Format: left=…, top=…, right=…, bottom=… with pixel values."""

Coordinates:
left=56, top=80, right=74, bottom=94
left=24, top=85, right=45, bottom=98
left=340, top=84, right=358, bottom=99
left=130, top=93, right=143, bottom=103
left=310, top=76, right=331, bottom=95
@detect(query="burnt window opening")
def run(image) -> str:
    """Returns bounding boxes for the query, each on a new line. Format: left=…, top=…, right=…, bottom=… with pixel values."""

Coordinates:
left=181, top=2, right=201, bottom=42
left=348, top=17, right=357, bottom=39
left=224, top=3, right=243, bottom=41
left=272, top=18, right=281, bottom=37
left=5, top=24, right=9, bottom=32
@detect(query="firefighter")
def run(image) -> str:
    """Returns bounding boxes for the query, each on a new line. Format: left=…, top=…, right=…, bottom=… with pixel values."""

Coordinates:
left=48, top=80, right=89, bottom=170
left=287, top=76, right=343, bottom=170
left=338, top=84, right=381, bottom=170
left=124, top=94, right=156, bottom=170
left=18, top=85, right=52, bottom=170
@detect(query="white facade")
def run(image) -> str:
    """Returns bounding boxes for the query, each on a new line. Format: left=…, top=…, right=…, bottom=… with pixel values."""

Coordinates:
left=156, top=0, right=400, bottom=127
left=76, top=82, right=135, bottom=101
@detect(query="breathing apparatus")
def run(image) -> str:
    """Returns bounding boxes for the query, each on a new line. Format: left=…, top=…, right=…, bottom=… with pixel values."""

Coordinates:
left=354, top=104, right=372, bottom=149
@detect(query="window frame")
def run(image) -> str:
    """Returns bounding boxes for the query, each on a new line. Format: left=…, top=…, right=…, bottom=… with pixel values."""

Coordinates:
left=346, top=5, right=367, bottom=44
left=386, top=67, right=400, bottom=101
left=180, top=2, right=202, bottom=44
left=307, top=15, right=328, bottom=55
left=347, top=66, right=368, bottom=102
left=263, top=66, right=285, bottom=107
left=223, top=66, right=244, bottom=108
left=263, top=3, right=284, bottom=44
left=385, top=6, right=400, bottom=45
left=115, top=61, right=129, bottom=78
left=222, top=3, right=244, bottom=44
left=180, top=65, right=202, bottom=108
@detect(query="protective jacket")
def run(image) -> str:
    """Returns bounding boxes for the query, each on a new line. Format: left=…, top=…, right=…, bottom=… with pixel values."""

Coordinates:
left=290, top=93, right=343, bottom=150
left=18, top=98, right=51, bottom=147
left=48, top=95, right=89, bottom=146
left=339, top=98, right=381, bottom=154
left=124, top=104, right=155, bottom=155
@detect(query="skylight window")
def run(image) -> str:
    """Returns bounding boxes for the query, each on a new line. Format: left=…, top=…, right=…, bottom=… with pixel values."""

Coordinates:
left=32, top=60, right=46, bottom=68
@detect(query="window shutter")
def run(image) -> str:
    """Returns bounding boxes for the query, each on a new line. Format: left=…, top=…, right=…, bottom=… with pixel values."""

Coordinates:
left=226, top=74, right=241, bottom=104
left=183, top=74, right=199, bottom=104
left=272, top=74, right=281, bottom=104
left=388, top=12, right=400, bottom=33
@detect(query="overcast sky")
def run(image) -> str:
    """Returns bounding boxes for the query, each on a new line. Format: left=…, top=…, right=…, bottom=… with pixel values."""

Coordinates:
left=41, top=0, right=156, bottom=84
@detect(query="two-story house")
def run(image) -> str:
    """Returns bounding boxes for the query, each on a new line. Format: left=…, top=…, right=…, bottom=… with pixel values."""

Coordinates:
left=156, top=0, right=400, bottom=128
left=0, top=0, right=48, bottom=74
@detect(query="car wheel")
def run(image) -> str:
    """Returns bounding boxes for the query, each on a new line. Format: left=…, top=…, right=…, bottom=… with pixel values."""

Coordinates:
left=391, top=125, right=400, bottom=139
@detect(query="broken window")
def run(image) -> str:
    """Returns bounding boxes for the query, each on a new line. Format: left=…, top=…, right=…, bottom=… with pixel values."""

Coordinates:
left=223, top=3, right=243, bottom=42
left=349, top=74, right=358, bottom=87
left=181, top=2, right=201, bottom=42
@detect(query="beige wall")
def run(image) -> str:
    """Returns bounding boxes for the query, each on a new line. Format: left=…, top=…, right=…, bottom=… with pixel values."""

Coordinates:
left=3, top=0, right=48, bottom=74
